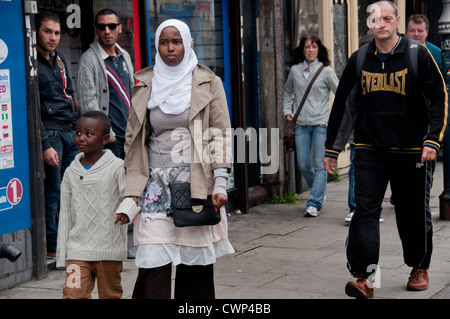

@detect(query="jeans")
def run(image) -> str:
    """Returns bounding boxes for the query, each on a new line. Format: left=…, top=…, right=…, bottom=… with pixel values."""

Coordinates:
left=105, top=136, right=125, bottom=159
left=294, top=124, right=327, bottom=210
left=348, top=144, right=356, bottom=213
left=44, top=130, right=79, bottom=252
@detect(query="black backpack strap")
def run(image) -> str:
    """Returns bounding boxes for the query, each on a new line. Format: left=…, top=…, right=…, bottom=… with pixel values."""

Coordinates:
left=355, top=43, right=369, bottom=79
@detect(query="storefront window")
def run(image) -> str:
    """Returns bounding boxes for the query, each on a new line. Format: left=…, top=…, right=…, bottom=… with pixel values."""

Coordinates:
left=146, top=0, right=226, bottom=80
left=358, top=0, right=377, bottom=45
left=333, top=2, right=348, bottom=78
left=293, top=0, right=319, bottom=48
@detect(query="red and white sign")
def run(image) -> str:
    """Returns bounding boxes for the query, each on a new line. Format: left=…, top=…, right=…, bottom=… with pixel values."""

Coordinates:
left=7, top=178, right=22, bottom=205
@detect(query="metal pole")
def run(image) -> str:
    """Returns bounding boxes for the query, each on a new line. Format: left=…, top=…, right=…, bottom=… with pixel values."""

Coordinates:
left=438, top=0, right=450, bottom=220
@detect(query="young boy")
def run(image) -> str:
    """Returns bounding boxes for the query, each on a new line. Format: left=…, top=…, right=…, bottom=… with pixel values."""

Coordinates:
left=56, top=111, right=138, bottom=299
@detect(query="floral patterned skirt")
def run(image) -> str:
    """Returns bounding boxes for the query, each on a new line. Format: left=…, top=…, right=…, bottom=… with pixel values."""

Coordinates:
left=139, top=166, right=186, bottom=215
left=133, top=166, right=234, bottom=269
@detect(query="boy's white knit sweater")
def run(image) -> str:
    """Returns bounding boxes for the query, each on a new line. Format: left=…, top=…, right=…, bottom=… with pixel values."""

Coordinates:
left=56, top=150, right=128, bottom=268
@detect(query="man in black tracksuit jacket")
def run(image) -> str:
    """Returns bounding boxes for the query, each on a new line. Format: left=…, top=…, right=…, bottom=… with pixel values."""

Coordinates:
left=36, top=12, right=79, bottom=258
left=324, top=1, right=448, bottom=299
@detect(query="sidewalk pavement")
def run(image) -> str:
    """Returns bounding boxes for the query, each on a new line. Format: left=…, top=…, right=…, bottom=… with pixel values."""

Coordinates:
left=1, top=162, right=450, bottom=300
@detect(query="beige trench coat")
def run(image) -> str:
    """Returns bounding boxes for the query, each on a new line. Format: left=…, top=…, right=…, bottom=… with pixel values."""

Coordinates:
left=123, top=64, right=232, bottom=200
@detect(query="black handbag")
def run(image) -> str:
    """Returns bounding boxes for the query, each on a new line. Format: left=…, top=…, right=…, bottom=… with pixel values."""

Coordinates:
left=170, top=176, right=221, bottom=227
left=153, top=133, right=221, bottom=227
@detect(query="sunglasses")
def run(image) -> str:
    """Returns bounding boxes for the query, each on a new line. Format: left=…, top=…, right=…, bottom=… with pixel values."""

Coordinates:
left=96, top=23, right=120, bottom=31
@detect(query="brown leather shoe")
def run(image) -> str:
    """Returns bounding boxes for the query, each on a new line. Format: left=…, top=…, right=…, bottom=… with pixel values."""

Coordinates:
left=345, top=278, right=374, bottom=299
left=407, top=268, right=429, bottom=291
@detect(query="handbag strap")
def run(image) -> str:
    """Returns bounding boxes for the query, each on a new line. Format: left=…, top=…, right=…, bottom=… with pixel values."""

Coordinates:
left=287, top=64, right=325, bottom=131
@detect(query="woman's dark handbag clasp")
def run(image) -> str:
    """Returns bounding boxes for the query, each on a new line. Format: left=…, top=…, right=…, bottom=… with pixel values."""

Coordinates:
left=170, top=180, right=221, bottom=227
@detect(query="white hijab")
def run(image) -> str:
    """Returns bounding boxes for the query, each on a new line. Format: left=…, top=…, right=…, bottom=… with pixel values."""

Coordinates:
left=147, top=19, right=198, bottom=115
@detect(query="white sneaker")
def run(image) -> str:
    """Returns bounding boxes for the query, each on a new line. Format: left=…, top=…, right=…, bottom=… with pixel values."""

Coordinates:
left=345, top=212, right=354, bottom=224
left=344, top=212, right=384, bottom=224
left=305, top=206, right=319, bottom=217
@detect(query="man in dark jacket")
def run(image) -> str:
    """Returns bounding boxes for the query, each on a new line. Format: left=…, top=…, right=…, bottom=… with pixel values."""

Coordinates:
left=36, top=12, right=79, bottom=258
left=324, top=1, right=447, bottom=299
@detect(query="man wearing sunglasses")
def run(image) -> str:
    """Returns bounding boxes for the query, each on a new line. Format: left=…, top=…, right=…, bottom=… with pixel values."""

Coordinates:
left=77, top=8, right=134, bottom=160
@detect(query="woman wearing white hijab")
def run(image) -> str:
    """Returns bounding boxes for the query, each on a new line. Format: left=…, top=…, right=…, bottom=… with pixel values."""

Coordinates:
left=115, top=19, right=234, bottom=299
